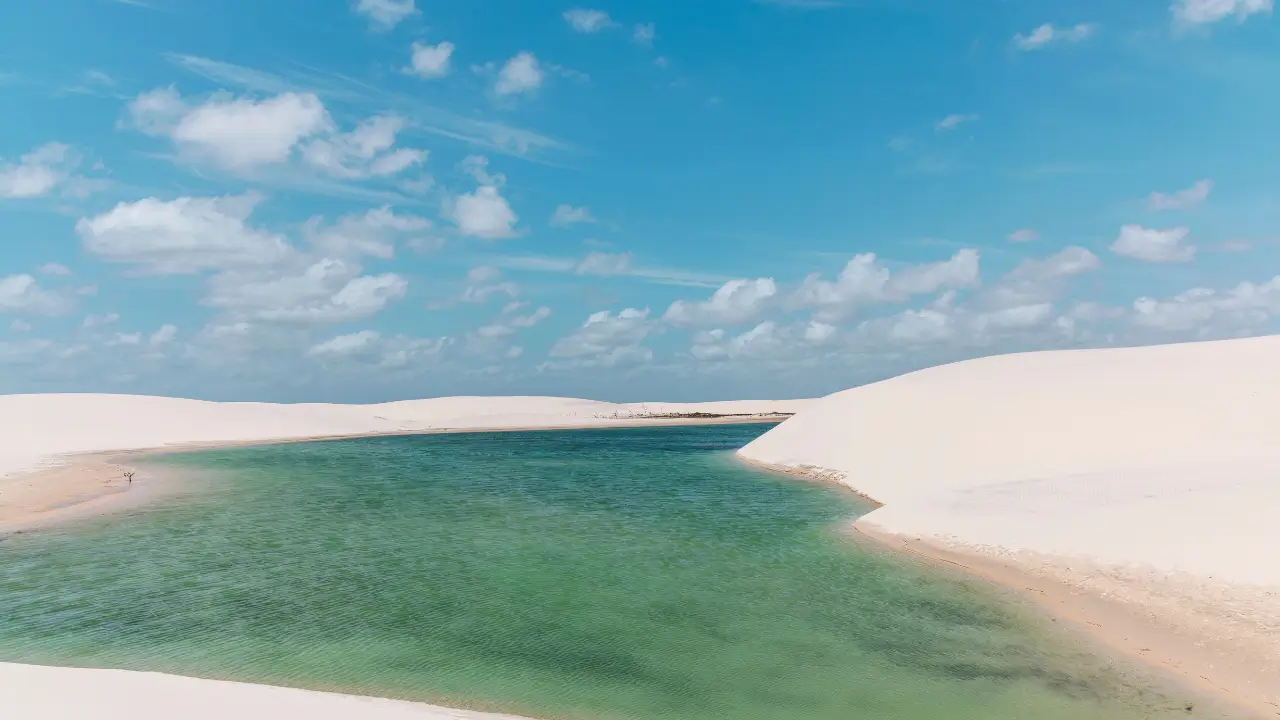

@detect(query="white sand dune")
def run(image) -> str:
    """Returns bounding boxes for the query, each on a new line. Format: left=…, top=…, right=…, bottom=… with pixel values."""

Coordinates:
left=0, top=392, right=806, bottom=719
left=738, top=335, right=1280, bottom=712
left=1, top=663, right=533, bottom=720
left=0, top=393, right=807, bottom=479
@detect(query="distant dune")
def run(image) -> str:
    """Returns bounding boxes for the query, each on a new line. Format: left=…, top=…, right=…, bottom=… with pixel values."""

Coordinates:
left=0, top=394, right=809, bottom=479
left=739, top=335, right=1280, bottom=713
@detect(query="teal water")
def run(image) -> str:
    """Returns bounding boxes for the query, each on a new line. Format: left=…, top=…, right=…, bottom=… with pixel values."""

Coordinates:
left=1, top=425, right=1186, bottom=719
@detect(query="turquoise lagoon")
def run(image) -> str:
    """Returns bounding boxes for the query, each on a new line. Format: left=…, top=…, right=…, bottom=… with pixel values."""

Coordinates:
left=0, top=425, right=1192, bottom=719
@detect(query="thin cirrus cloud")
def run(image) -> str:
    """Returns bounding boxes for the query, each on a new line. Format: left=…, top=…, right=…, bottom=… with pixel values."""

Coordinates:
left=935, top=114, right=979, bottom=132
left=1012, top=23, right=1095, bottom=51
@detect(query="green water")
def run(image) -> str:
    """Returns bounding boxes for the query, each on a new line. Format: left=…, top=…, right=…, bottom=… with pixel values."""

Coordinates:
left=1, top=425, right=1187, bottom=719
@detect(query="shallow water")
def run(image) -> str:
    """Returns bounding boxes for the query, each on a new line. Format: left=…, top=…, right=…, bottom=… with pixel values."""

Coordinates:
left=1, top=425, right=1191, bottom=718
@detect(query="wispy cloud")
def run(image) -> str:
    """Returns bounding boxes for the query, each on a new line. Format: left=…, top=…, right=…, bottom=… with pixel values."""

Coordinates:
left=485, top=254, right=731, bottom=288
left=164, top=54, right=570, bottom=162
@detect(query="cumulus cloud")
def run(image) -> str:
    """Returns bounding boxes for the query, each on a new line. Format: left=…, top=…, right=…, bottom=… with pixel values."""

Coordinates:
left=1007, top=229, right=1039, bottom=243
left=77, top=193, right=294, bottom=274
left=494, top=52, right=544, bottom=96
left=550, top=308, right=653, bottom=366
left=550, top=204, right=595, bottom=227
left=0, top=274, right=73, bottom=315
left=665, top=278, right=778, bottom=327
left=563, top=9, right=616, bottom=32
left=127, top=87, right=425, bottom=179
left=406, top=41, right=454, bottom=79
left=1173, top=0, right=1272, bottom=25
left=40, top=262, right=71, bottom=276
left=1013, top=23, right=1095, bottom=50
left=204, top=258, right=407, bottom=325
left=1133, top=276, right=1280, bottom=333
left=354, top=0, right=417, bottom=29
left=1147, top=179, right=1213, bottom=211
left=792, top=249, right=980, bottom=322
left=0, top=143, right=82, bottom=199
left=300, top=114, right=426, bottom=179
left=1110, top=224, right=1195, bottom=263
left=445, top=185, right=518, bottom=239
left=128, top=87, right=331, bottom=170
left=149, top=324, right=178, bottom=347
left=303, top=206, right=431, bottom=259
left=308, top=329, right=381, bottom=357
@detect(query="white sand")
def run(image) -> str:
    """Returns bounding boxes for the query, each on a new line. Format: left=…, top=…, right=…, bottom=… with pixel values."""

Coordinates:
left=0, top=392, right=806, bottom=719
left=0, top=393, right=807, bottom=479
left=1, top=663, right=533, bottom=719
left=738, top=335, right=1280, bottom=712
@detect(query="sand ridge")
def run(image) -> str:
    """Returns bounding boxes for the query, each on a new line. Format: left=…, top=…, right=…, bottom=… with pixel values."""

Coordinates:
left=738, top=335, right=1280, bottom=716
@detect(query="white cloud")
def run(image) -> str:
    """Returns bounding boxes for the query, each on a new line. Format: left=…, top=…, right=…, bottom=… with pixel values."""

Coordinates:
left=40, top=262, right=71, bottom=276
left=0, top=143, right=81, bottom=199
left=575, top=251, right=632, bottom=276
left=354, top=0, right=417, bottom=29
left=407, top=41, right=454, bottom=79
left=129, top=87, right=332, bottom=171
left=550, top=308, right=653, bottom=365
left=205, top=258, right=408, bottom=325
left=689, top=320, right=837, bottom=362
left=9, top=319, right=32, bottom=332
left=633, top=23, right=656, bottom=46
left=1147, top=179, right=1213, bottom=211
left=149, top=324, right=178, bottom=347
left=495, top=52, right=544, bottom=96
left=445, top=186, right=518, bottom=239
left=77, top=193, right=294, bottom=274
left=300, top=114, right=426, bottom=179
left=309, top=329, right=381, bottom=357
left=563, top=9, right=616, bottom=32
left=1110, top=224, right=1195, bottom=263
left=974, top=246, right=1100, bottom=312
left=1013, top=23, right=1096, bottom=51
left=0, top=274, right=72, bottom=315
left=1133, top=277, right=1280, bottom=333
left=303, top=206, right=431, bottom=259
left=1172, top=0, right=1272, bottom=25
left=458, top=155, right=506, bottom=186
left=793, top=249, right=980, bottom=321
left=550, top=204, right=595, bottom=227
left=935, top=114, right=979, bottom=132
left=83, top=312, right=120, bottom=328
left=1007, top=229, right=1039, bottom=242
left=665, top=278, right=779, bottom=327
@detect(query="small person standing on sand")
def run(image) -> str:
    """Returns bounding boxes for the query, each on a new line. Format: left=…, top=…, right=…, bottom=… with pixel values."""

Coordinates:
left=124, top=471, right=134, bottom=485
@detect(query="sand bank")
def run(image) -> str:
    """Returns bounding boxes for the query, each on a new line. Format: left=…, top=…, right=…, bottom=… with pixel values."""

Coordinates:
left=738, top=335, right=1280, bottom=717
left=0, top=662, right=535, bottom=719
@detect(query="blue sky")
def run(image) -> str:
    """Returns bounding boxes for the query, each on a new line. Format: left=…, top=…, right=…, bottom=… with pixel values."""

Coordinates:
left=1, top=0, right=1278, bottom=402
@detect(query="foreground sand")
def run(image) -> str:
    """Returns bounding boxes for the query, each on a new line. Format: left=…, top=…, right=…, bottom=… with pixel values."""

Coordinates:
left=738, top=335, right=1280, bottom=717
left=0, top=393, right=804, bottom=719
left=2, top=663, right=535, bottom=720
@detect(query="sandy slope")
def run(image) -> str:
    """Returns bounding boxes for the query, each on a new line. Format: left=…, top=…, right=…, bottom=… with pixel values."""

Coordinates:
left=738, top=335, right=1280, bottom=714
